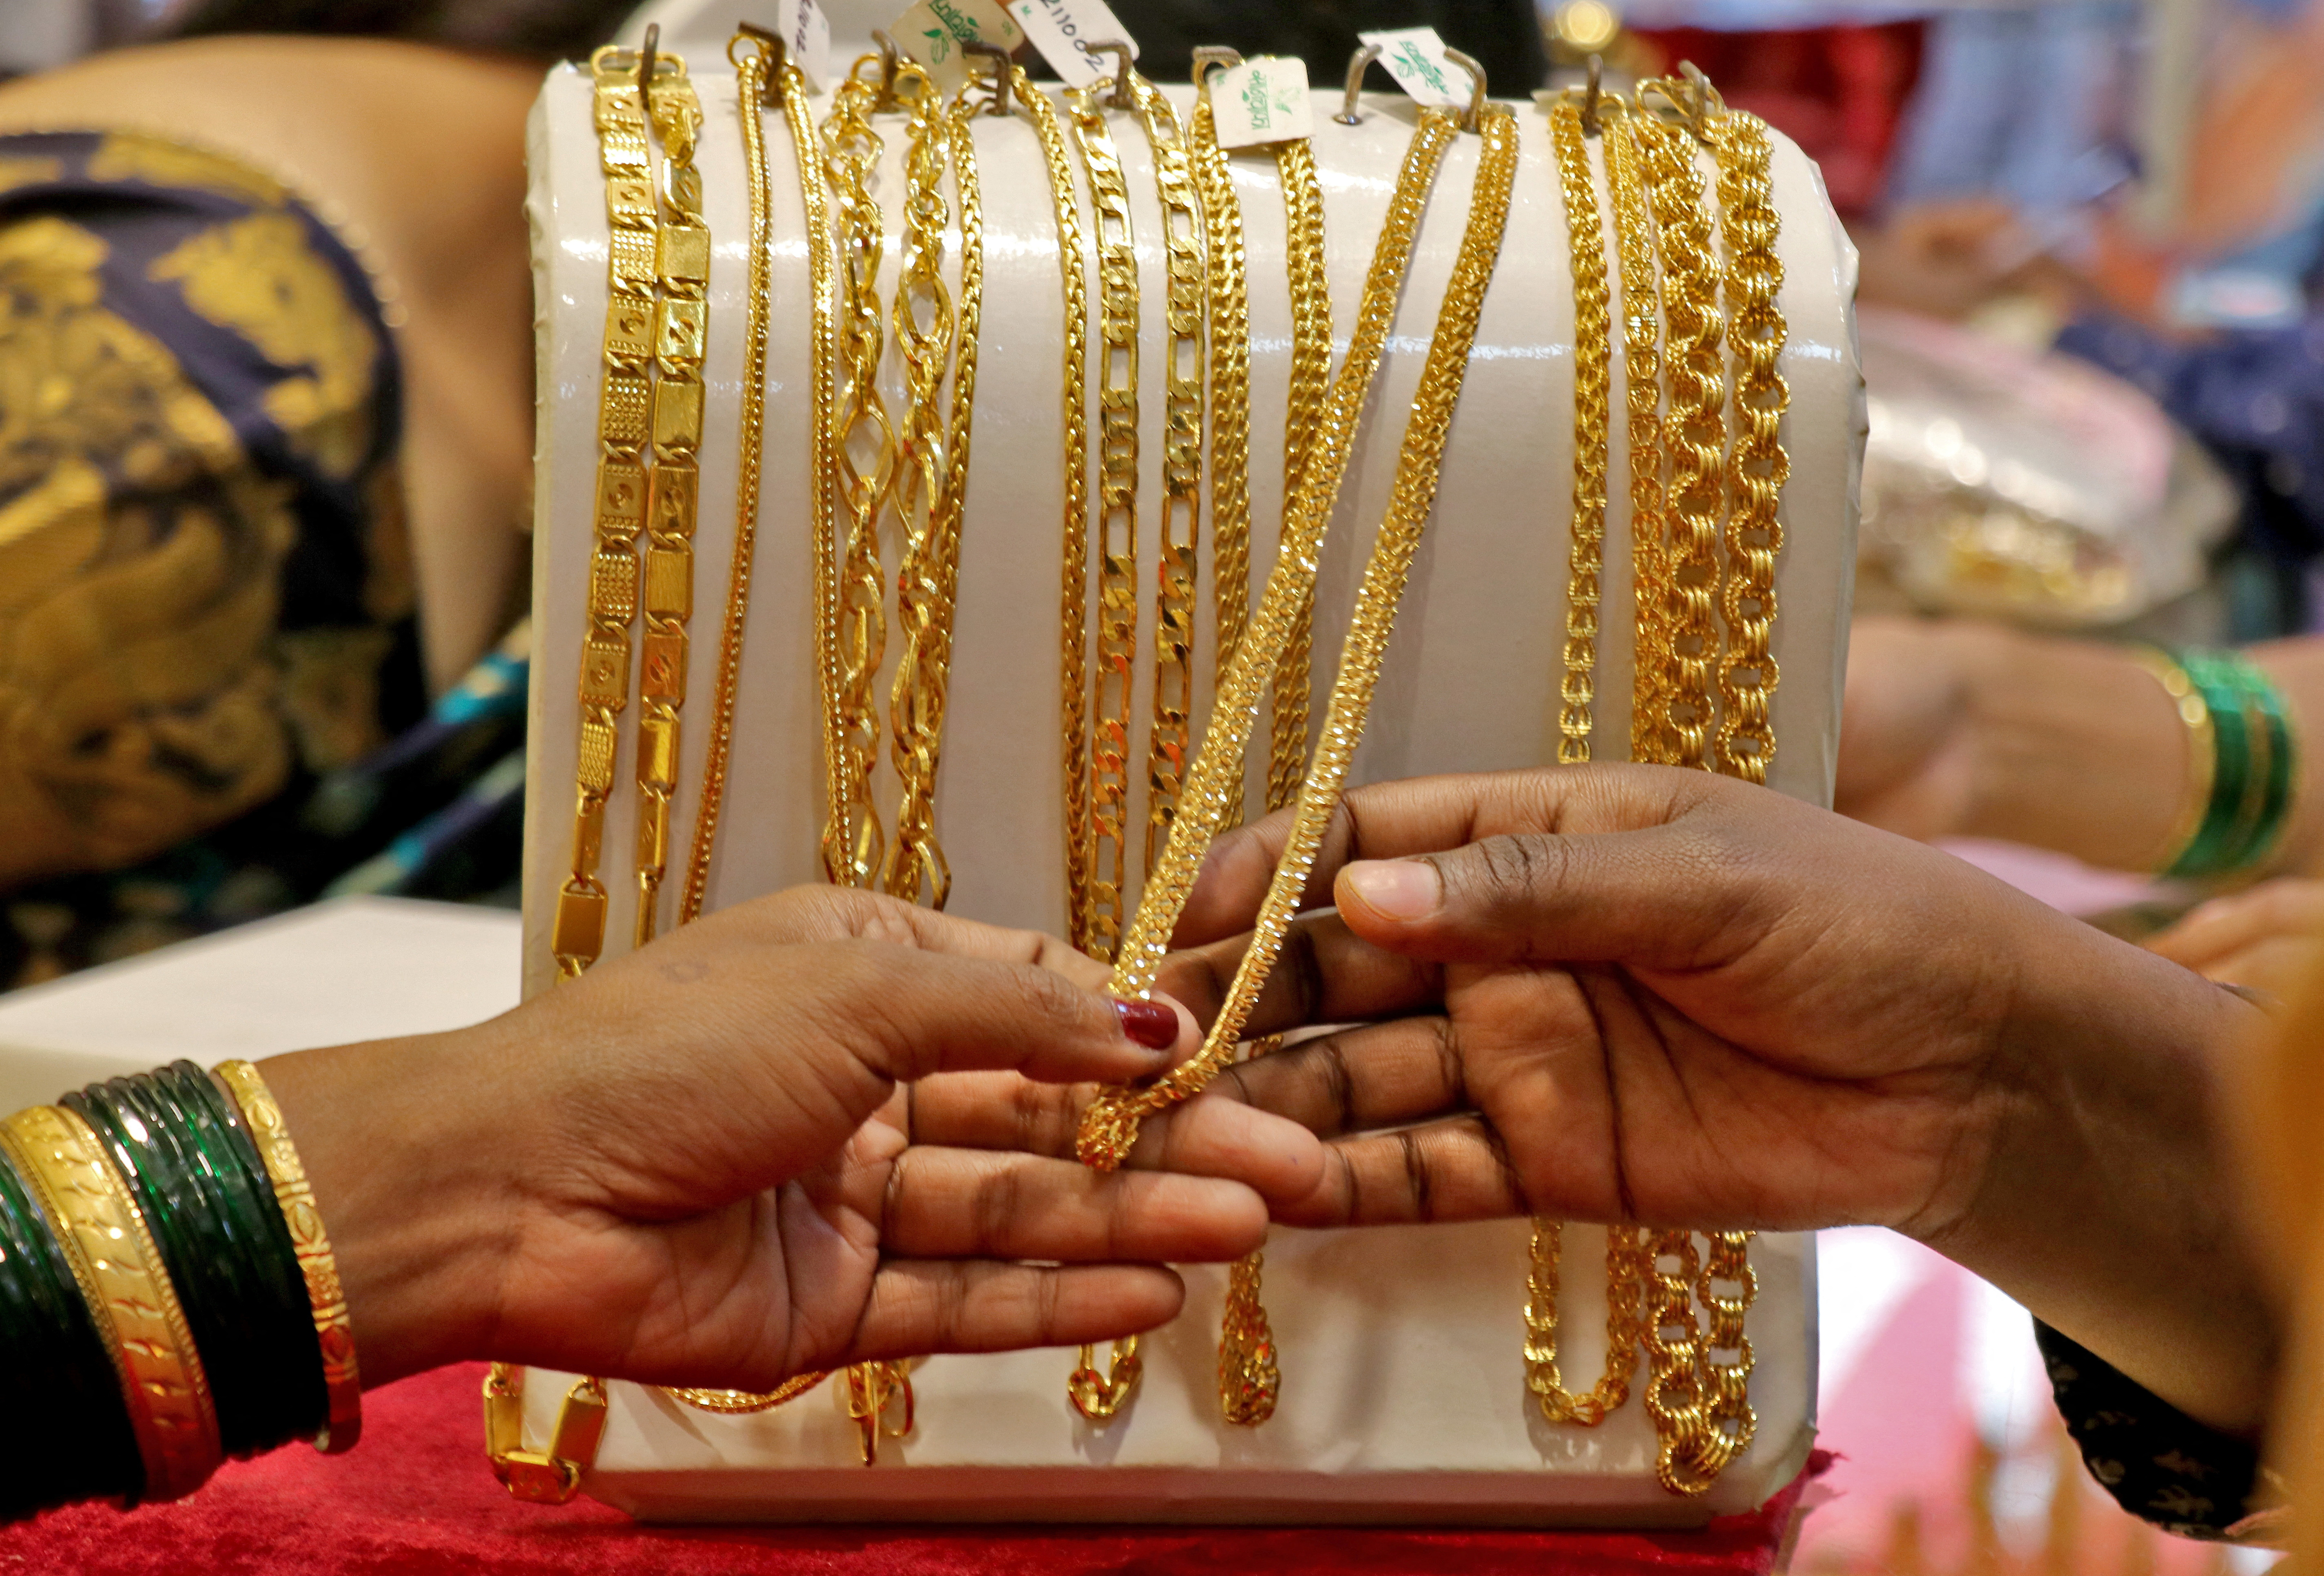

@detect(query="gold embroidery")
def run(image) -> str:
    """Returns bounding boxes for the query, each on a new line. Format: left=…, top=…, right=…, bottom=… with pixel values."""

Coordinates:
left=88, top=132, right=286, bottom=209
left=275, top=626, right=391, bottom=772
left=0, top=156, right=63, bottom=197
left=149, top=212, right=378, bottom=480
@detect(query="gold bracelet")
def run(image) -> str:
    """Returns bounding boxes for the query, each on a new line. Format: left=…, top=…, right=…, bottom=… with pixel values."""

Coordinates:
left=2, top=1105, right=221, bottom=1500
left=1524, top=1219, right=1644, bottom=1425
left=1124, top=76, right=1207, bottom=877
left=879, top=60, right=970, bottom=908
left=2128, top=646, right=2217, bottom=869
left=1622, top=103, right=1726, bottom=773
left=551, top=47, right=662, bottom=978
left=1548, top=99, right=1610, bottom=765
left=631, top=51, right=710, bottom=948
left=1020, top=71, right=1098, bottom=954
left=821, top=52, right=896, bottom=890
left=1268, top=137, right=1332, bottom=817
left=210, top=1060, right=363, bottom=1453
left=1077, top=107, right=1480, bottom=1170
left=1062, top=79, right=1140, bottom=967
left=1603, top=102, right=1671, bottom=765
left=1702, top=96, right=1787, bottom=788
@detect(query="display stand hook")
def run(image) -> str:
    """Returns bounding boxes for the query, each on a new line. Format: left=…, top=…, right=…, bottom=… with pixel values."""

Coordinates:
left=1080, top=40, right=1136, bottom=110
left=728, top=22, right=787, bottom=106
left=1580, top=54, right=1604, bottom=133
left=868, top=29, right=905, bottom=110
left=1336, top=43, right=1383, bottom=126
left=637, top=21, right=659, bottom=90
left=1445, top=46, right=1488, bottom=134
left=962, top=40, right=1014, bottom=116
left=1191, top=45, right=1243, bottom=90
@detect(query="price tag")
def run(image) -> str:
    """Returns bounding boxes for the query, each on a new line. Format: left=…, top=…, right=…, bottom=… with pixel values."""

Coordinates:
left=1008, top=0, right=1138, bottom=90
left=1208, top=55, right=1313, bottom=149
left=889, top=0, right=1024, bottom=93
left=1355, top=26, right=1470, bottom=111
left=764, top=0, right=832, bottom=91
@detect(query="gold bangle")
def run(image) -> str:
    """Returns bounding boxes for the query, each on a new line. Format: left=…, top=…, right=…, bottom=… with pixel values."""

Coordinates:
left=1549, top=99, right=1611, bottom=765
left=1062, top=80, right=1141, bottom=967
left=1703, top=100, right=1788, bottom=788
left=1, top=1105, right=221, bottom=1499
left=1602, top=103, right=1671, bottom=765
left=2128, top=645, right=2216, bottom=870
left=631, top=52, right=710, bottom=948
left=211, top=1060, right=363, bottom=1455
left=552, top=47, right=663, bottom=978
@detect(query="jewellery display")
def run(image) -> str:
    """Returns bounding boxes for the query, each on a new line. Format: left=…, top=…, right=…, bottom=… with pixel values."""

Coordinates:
left=518, top=41, right=1854, bottom=1517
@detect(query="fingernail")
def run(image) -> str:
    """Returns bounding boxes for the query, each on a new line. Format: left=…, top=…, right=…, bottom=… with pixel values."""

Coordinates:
left=1341, top=859, right=1441, bottom=922
left=1113, top=997, right=1180, bottom=1050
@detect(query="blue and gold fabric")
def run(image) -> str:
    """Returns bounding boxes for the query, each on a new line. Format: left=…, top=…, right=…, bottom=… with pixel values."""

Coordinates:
left=0, top=131, right=520, bottom=987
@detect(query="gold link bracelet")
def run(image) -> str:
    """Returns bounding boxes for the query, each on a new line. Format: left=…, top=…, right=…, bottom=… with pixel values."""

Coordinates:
left=632, top=56, right=711, bottom=947
left=1076, top=108, right=1487, bottom=1170
left=1268, top=139, right=1332, bottom=817
left=1547, top=100, right=1609, bottom=766
left=551, top=48, right=663, bottom=978
left=1602, top=104, right=1673, bottom=765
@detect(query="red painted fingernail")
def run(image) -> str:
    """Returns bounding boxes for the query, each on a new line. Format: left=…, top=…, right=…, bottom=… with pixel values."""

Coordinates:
left=1113, top=997, right=1179, bottom=1050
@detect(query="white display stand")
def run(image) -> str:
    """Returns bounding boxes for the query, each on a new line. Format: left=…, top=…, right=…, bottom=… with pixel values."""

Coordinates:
left=520, top=62, right=1862, bottom=1525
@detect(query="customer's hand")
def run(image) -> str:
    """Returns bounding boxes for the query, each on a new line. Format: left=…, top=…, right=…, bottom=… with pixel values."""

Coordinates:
left=263, top=888, right=1324, bottom=1394
left=1835, top=615, right=1983, bottom=840
left=2149, top=879, right=2324, bottom=1000
left=1169, top=765, right=2276, bottom=1430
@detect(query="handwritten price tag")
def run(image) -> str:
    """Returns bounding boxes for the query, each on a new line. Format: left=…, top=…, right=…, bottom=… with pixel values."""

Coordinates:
left=888, top=0, right=1023, bottom=93
left=766, top=0, right=831, bottom=90
left=1008, top=0, right=1138, bottom=89
left=1209, top=55, right=1313, bottom=149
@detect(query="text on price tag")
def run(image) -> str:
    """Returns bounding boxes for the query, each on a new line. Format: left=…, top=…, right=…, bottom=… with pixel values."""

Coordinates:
left=1208, top=56, right=1313, bottom=148
left=1008, top=0, right=1138, bottom=89
left=759, top=0, right=832, bottom=90
left=889, top=0, right=1023, bottom=93
left=1356, top=27, right=1470, bottom=111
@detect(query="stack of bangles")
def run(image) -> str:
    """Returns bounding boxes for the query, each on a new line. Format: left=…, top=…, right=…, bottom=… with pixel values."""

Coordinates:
left=0, top=1059, right=357, bottom=1516
left=2134, top=646, right=2300, bottom=881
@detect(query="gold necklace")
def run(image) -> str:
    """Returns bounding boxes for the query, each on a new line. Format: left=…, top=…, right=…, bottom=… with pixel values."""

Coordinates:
left=1524, top=1219, right=1645, bottom=1425
left=1075, top=106, right=1474, bottom=1170
left=1602, top=104, right=1673, bottom=766
left=1268, top=138, right=1332, bottom=817
left=1548, top=100, right=1609, bottom=765
left=549, top=47, right=662, bottom=979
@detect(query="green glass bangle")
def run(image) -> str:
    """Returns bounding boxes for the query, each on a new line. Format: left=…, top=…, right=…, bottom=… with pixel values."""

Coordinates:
left=2215, top=657, right=2297, bottom=874
left=2166, top=653, right=2255, bottom=881
left=0, top=1147, right=144, bottom=1513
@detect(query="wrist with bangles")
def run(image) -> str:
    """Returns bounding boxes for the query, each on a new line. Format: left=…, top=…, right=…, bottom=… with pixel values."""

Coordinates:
left=2129, top=646, right=2300, bottom=881
left=0, top=1060, right=358, bottom=1516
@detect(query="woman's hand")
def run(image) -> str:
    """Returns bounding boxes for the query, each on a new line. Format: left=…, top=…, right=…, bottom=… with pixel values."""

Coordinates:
left=2149, top=879, right=2324, bottom=1000
left=1835, top=615, right=1985, bottom=841
left=264, top=888, right=1324, bottom=1394
left=1168, top=765, right=2277, bottom=1430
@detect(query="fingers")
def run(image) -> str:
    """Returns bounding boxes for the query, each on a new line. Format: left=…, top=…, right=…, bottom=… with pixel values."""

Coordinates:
left=2149, top=881, right=2324, bottom=974
left=1199, top=1016, right=1471, bottom=1139
left=905, top=1074, right=1326, bottom=1206
left=704, top=885, right=1113, bottom=989
left=1270, top=1118, right=1531, bottom=1230
left=879, top=1148, right=1269, bottom=1262
left=846, top=1262, right=1185, bottom=1360
left=1159, top=910, right=1443, bottom=1041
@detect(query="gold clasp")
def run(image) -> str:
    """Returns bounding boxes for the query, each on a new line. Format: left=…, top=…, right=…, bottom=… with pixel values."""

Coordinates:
left=484, top=1365, right=609, bottom=1506
left=1444, top=45, right=1488, bottom=135
left=1336, top=42, right=1382, bottom=126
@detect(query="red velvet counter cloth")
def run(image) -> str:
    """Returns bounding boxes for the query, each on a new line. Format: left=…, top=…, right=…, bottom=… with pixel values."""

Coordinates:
left=2, top=1364, right=1822, bottom=1575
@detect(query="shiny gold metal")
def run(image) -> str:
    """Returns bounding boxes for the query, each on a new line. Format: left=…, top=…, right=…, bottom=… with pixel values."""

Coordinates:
left=1548, top=99, right=1609, bottom=765
left=1268, top=137, right=1332, bottom=819
left=1523, top=1219, right=1644, bottom=1426
left=1602, top=102, right=1672, bottom=764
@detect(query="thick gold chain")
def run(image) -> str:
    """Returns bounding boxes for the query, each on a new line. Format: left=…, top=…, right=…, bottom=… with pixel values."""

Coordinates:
left=1602, top=106, right=1673, bottom=766
left=1016, top=71, right=1098, bottom=955
left=550, top=49, right=660, bottom=978
left=1268, top=139, right=1332, bottom=816
left=629, top=60, right=709, bottom=948
left=1623, top=107, right=1724, bottom=773
left=1548, top=101, right=1609, bottom=766
left=1063, top=84, right=1140, bottom=966
left=1704, top=104, right=1786, bottom=787
left=1523, top=1219, right=1645, bottom=1426
left=1126, top=78, right=1206, bottom=877
left=821, top=57, right=895, bottom=888
left=1078, top=108, right=1492, bottom=1171
left=879, top=62, right=973, bottom=908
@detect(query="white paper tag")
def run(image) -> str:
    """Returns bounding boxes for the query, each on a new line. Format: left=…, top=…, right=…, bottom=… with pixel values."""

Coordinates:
left=1209, top=55, right=1313, bottom=149
left=889, top=0, right=1024, bottom=93
left=1356, top=26, right=1470, bottom=111
left=1008, top=0, right=1138, bottom=89
left=765, top=0, right=832, bottom=91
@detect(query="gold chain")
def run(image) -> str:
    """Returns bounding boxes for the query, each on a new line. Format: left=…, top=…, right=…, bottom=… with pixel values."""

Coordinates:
left=1523, top=1219, right=1645, bottom=1426
left=1602, top=105, right=1672, bottom=766
left=1017, top=71, right=1098, bottom=955
left=1078, top=107, right=1497, bottom=1171
left=1623, top=106, right=1724, bottom=773
left=1268, top=139, right=1332, bottom=816
left=821, top=55, right=896, bottom=888
left=1062, top=83, right=1140, bottom=967
left=1548, top=101, right=1609, bottom=766
left=550, top=48, right=660, bottom=978
left=1704, top=104, right=1786, bottom=787
left=879, top=62, right=975, bottom=908
left=1642, top=1230, right=1709, bottom=1489
left=1131, top=77, right=1207, bottom=878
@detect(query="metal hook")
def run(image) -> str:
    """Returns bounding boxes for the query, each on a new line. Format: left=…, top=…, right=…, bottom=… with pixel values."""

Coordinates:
left=1336, top=42, right=1382, bottom=126
left=1580, top=53, right=1603, bottom=133
left=637, top=22, right=660, bottom=91
left=1080, top=40, right=1136, bottom=110
left=1443, top=45, right=1487, bottom=134
left=730, top=22, right=787, bottom=105
left=1191, top=45, right=1243, bottom=90
left=962, top=39, right=1014, bottom=117
left=868, top=29, right=904, bottom=109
